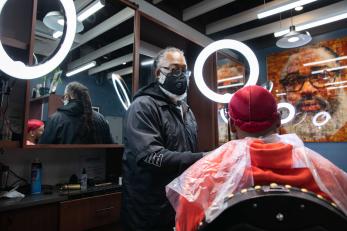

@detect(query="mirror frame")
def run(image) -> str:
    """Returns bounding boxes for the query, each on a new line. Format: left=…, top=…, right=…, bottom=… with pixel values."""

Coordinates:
left=22, top=0, right=139, bottom=149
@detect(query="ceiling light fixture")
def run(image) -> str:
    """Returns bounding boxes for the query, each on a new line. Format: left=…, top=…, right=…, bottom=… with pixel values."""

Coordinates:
left=0, top=0, right=76, bottom=79
left=295, top=6, right=303, bottom=11
left=217, top=82, right=244, bottom=89
left=275, top=12, right=347, bottom=37
left=141, top=59, right=154, bottom=66
left=77, top=0, right=105, bottom=22
left=66, top=61, right=96, bottom=77
left=257, top=0, right=317, bottom=19
left=53, top=31, right=63, bottom=39
left=194, top=39, right=259, bottom=104
left=311, top=65, right=347, bottom=74
left=43, top=11, right=84, bottom=33
left=217, top=75, right=243, bottom=83
left=304, top=56, right=347, bottom=66
left=276, top=25, right=312, bottom=48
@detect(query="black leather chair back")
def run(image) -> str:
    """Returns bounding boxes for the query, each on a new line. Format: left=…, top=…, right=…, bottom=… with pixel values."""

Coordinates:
left=198, top=185, right=347, bottom=231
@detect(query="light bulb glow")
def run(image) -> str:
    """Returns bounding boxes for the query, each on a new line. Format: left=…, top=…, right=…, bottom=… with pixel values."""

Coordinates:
left=258, top=0, right=317, bottom=19
left=288, top=36, right=299, bottom=42
left=77, top=0, right=105, bottom=22
left=66, top=61, right=96, bottom=77
left=312, top=111, right=331, bottom=127
left=0, top=0, right=76, bottom=79
left=112, top=73, right=131, bottom=110
left=194, top=39, right=259, bottom=104
left=278, top=102, right=295, bottom=124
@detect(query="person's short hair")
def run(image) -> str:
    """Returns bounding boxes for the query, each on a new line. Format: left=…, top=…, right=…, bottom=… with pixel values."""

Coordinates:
left=228, top=85, right=279, bottom=133
left=152, top=47, right=185, bottom=77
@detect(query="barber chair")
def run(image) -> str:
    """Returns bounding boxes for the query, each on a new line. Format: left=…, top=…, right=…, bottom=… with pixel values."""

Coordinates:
left=198, top=184, right=347, bottom=231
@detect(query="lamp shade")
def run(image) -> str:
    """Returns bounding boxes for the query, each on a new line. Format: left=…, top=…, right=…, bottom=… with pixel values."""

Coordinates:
left=43, top=11, right=84, bottom=33
left=276, top=26, right=312, bottom=48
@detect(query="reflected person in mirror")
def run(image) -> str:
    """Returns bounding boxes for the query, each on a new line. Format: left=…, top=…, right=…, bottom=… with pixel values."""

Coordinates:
left=26, top=119, right=44, bottom=145
left=122, top=47, right=204, bottom=231
left=39, top=82, right=114, bottom=144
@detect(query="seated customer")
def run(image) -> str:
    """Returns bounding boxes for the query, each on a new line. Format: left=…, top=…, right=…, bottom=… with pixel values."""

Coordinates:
left=26, top=119, right=44, bottom=145
left=39, top=82, right=114, bottom=144
left=166, top=85, right=347, bottom=231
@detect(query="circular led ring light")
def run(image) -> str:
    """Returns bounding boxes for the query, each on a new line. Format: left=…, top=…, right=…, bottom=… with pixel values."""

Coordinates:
left=0, top=0, right=76, bottom=80
left=194, top=39, right=259, bottom=104
left=277, top=102, right=295, bottom=124
left=219, top=108, right=228, bottom=124
left=112, top=74, right=131, bottom=110
left=312, top=111, right=331, bottom=127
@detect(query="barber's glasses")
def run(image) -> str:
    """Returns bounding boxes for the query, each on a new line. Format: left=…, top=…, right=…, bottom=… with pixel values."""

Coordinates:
left=280, top=70, right=339, bottom=92
left=160, top=66, right=191, bottom=78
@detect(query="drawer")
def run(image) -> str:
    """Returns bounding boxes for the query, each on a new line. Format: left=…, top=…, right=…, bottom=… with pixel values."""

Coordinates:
left=59, top=192, right=121, bottom=231
left=0, top=203, right=58, bottom=231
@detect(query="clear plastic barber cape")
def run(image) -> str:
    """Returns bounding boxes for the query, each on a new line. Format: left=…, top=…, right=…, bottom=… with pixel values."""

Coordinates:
left=166, top=134, right=347, bottom=226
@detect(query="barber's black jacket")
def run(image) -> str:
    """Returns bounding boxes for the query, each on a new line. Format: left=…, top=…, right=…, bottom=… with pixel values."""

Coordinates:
left=122, top=82, right=203, bottom=231
left=39, top=99, right=114, bottom=144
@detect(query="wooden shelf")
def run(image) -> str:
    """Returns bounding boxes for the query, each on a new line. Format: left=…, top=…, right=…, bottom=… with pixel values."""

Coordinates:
left=30, top=94, right=50, bottom=103
left=0, top=140, right=20, bottom=148
left=1, top=36, right=28, bottom=50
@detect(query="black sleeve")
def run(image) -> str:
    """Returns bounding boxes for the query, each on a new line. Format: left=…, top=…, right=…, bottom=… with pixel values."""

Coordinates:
left=38, top=114, right=60, bottom=144
left=124, top=97, right=203, bottom=174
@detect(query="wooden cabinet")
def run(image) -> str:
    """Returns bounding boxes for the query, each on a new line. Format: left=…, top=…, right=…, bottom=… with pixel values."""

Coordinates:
left=59, top=192, right=122, bottom=231
left=0, top=203, right=58, bottom=231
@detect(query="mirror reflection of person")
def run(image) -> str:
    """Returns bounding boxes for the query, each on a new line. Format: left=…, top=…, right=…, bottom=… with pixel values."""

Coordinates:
left=122, top=47, right=204, bottom=231
left=279, top=46, right=347, bottom=141
left=166, top=86, right=347, bottom=231
left=39, top=82, right=114, bottom=144
left=26, top=119, right=44, bottom=145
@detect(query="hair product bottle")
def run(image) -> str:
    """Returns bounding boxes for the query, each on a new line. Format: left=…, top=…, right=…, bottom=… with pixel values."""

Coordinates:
left=31, top=158, right=42, bottom=194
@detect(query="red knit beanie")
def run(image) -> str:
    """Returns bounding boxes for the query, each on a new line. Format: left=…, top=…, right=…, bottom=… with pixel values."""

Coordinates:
left=27, top=119, right=44, bottom=132
left=228, top=85, right=279, bottom=133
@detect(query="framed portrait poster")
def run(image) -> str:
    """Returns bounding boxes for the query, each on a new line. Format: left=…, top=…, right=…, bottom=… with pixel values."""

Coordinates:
left=267, top=36, right=347, bottom=142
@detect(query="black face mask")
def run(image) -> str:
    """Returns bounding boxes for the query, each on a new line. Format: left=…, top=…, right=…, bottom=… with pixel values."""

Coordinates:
left=160, top=71, right=188, bottom=96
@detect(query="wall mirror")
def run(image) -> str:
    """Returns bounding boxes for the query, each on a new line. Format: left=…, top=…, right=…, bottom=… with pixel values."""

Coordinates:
left=215, top=51, right=246, bottom=144
left=25, top=0, right=135, bottom=147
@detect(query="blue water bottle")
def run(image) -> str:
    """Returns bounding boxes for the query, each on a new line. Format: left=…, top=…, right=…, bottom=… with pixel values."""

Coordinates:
left=31, top=158, right=42, bottom=194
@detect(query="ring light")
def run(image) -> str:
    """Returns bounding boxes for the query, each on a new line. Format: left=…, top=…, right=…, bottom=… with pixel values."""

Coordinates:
left=312, top=111, right=331, bottom=127
left=194, top=39, right=259, bottom=103
left=278, top=102, right=295, bottom=124
left=112, top=73, right=131, bottom=110
left=219, top=108, right=228, bottom=124
left=0, top=0, right=76, bottom=79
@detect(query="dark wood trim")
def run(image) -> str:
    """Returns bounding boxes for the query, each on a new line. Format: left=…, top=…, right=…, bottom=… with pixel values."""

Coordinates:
left=28, top=0, right=37, bottom=65
left=22, top=0, right=38, bottom=148
left=23, top=144, right=124, bottom=149
left=0, top=140, right=20, bottom=148
left=132, top=10, right=141, bottom=95
left=139, top=12, right=206, bottom=48
left=119, top=0, right=138, bottom=10
left=212, top=53, right=219, bottom=148
left=1, top=36, right=28, bottom=50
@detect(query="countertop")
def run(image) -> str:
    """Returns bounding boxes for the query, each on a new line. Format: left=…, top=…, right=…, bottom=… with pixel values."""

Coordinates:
left=0, top=184, right=122, bottom=212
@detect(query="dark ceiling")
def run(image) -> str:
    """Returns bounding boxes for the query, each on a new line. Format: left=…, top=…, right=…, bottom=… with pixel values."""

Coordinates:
left=144, top=0, right=346, bottom=49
